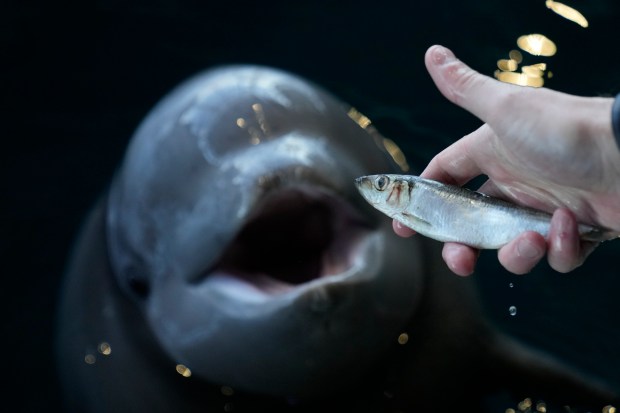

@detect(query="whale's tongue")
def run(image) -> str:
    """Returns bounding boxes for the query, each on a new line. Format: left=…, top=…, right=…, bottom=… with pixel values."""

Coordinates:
left=211, top=187, right=372, bottom=294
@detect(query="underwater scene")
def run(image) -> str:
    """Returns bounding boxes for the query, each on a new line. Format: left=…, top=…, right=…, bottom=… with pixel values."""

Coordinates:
left=4, top=1, right=620, bottom=412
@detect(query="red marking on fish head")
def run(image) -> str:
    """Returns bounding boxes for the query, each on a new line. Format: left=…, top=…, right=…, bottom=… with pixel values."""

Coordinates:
left=386, top=181, right=403, bottom=206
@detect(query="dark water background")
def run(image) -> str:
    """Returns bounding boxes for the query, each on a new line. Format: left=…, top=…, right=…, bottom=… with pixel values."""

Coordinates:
left=3, top=0, right=620, bottom=411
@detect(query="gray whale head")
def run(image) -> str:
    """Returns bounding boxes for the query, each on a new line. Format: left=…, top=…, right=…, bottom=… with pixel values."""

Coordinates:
left=57, top=66, right=618, bottom=412
left=103, top=66, right=422, bottom=397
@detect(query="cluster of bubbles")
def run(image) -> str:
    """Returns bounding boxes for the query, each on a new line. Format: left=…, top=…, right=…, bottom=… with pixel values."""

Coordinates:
left=495, top=0, right=588, bottom=87
left=83, top=341, right=112, bottom=365
left=505, top=397, right=616, bottom=413
left=505, top=397, right=548, bottom=413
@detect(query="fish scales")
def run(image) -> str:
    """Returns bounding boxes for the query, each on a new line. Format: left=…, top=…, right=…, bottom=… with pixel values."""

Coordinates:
left=355, top=174, right=617, bottom=249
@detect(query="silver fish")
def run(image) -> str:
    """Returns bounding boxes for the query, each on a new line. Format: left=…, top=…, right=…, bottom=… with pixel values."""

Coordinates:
left=355, top=174, right=618, bottom=249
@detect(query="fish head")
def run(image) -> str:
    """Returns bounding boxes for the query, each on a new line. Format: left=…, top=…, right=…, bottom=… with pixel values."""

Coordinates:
left=105, top=66, right=426, bottom=397
left=354, top=174, right=413, bottom=219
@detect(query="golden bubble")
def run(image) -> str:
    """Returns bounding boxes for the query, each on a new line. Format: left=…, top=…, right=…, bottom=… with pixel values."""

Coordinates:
left=530, top=63, right=547, bottom=71
left=517, top=34, right=557, bottom=57
left=536, top=401, right=547, bottom=412
left=382, top=138, right=410, bottom=172
left=98, top=342, right=112, bottom=356
left=497, top=59, right=518, bottom=72
left=506, top=409, right=516, bottom=413
left=603, top=406, right=617, bottom=413
left=84, top=354, right=96, bottom=364
left=347, top=107, right=372, bottom=129
left=521, top=65, right=544, bottom=78
left=236, top=118, right=246, bottom=128
left=252, top=103, right=269, bottom=135
left=547, top=71, right=553, bottom=79
left=397, top=333, right=409, bottom=345
left=221, top=386, right=234, bottom=396
left=495, top=71, right=544, bottom=88
left=545, top=0, right=588, bottom=28
left=509, top=50, right=523, bottom=64
left=247, top=126, right=262, bottom=145
left=176, top=364, right=192, bottom=378
left=518, top=397, right=532, bottom=411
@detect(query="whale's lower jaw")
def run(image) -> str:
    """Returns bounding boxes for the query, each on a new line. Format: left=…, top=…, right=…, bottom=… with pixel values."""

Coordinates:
left=156, top=232, right=394, bottom=398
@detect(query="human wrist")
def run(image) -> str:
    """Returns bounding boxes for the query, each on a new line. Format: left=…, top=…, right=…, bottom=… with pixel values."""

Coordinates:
left=586, top=96, right=620, bottom=231
left=591, top=97, right=620, bottom=174
left=612, top=93, right=620, bottom=151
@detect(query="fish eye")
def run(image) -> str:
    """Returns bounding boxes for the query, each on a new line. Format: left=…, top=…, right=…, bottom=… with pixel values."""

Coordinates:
left=374, top=175, right=389, bottom=191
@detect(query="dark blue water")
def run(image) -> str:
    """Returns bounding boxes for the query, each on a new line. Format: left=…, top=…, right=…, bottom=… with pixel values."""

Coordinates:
left=4, top=0, right=619, bottom=411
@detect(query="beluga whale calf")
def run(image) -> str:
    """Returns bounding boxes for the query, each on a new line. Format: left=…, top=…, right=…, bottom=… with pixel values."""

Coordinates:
left=56, top=65, right=618, bottom=412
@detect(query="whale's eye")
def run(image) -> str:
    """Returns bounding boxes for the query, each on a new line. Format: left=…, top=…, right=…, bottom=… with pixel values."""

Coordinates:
left=122, top=265, right=150, bottom=300
left=374, top=175, right=389, bottom=191
left=128, top=275, right=150, bottom=299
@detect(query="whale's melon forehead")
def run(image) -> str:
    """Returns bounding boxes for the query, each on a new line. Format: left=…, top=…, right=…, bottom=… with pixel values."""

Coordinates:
left=120, top=66, right=395, bottom=184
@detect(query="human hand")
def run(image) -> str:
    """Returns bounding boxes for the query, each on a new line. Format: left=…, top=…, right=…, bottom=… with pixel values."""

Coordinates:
left=395, top=45, right=620, bottom=276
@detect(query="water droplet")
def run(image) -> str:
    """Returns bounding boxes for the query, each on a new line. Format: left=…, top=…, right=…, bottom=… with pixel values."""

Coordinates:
left=509, top=305, right=517, bottom=316
left=221, top=386, right=234, bottom=396
left=509, top=282, right=514, bottom=288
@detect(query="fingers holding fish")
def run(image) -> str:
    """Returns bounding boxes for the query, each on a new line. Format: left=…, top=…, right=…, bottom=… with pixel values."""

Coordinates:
left=498, top=231, right=547, bottom=275
left=494, top=209, right=599, bottom=275
left=547, top=208, right=598, bottom=273
left=439, top=209, right=600, bottom=276
left=392, top=219, right=416, bottom=237
left=441, top=242, right=478, bottom=277
left=421, top=123, right=497, bottom=187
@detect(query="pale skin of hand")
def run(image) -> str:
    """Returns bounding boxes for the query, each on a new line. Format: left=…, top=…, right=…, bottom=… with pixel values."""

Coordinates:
left=394, top=45, right=620, bottom=276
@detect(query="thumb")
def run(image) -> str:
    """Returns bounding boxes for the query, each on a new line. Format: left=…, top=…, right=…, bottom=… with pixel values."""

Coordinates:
left=424, top=45, right=518, bottom=124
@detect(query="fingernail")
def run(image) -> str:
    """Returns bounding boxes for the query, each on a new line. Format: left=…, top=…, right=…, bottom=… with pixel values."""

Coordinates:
left=516, top=238, right=543, bottom=259
left=431, top=45, right=454, bottom=65
left=555, top=211, right=573, bottom=252
left=442, top=244, right=474, bottom=277
left=393, top=219, right=416, bottom=237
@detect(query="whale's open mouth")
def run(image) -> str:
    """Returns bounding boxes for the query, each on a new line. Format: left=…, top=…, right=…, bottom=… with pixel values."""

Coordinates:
left=211, top=186, right=374, bottom=294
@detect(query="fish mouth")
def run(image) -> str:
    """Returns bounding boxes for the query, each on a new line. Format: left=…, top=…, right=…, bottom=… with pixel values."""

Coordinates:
left=208, top=186, right=375, bottom=295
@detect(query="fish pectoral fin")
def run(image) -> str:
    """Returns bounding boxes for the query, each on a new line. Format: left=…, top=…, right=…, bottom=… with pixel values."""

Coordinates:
left=399, top=212, right=432, bottom=231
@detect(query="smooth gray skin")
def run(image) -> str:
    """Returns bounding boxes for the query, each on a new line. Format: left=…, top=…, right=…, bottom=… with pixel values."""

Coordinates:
left=56, top=66, right=618, bottom=412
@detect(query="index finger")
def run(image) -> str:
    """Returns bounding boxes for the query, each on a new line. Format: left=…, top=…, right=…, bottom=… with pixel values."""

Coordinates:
left=421, top=123, right=495, bottom=186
